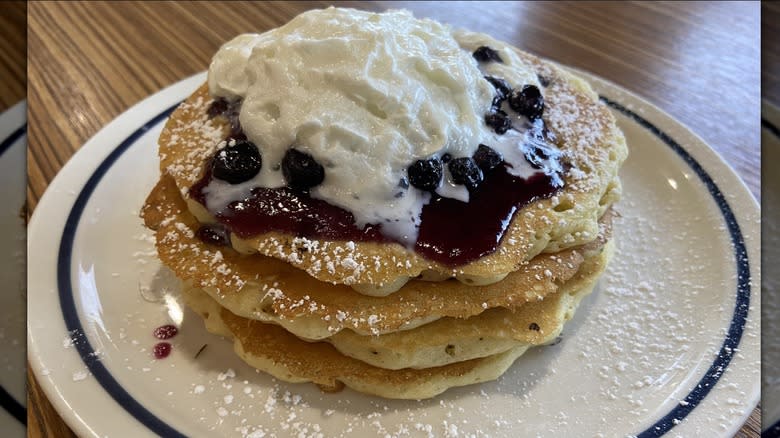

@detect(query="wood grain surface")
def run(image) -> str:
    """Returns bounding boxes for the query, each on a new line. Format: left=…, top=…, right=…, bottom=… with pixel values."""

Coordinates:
left=26, top=1, right=761, bottom=437
left=0, top=0, right=26, bottom=112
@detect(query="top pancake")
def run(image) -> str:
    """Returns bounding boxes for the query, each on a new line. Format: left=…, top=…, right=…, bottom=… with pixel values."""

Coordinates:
left=156, top=31, right=626, bottom=288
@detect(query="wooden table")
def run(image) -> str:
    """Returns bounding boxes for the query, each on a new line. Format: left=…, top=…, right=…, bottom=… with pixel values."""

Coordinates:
left=27, top=1, right=761, bottom=436
left=0, top=1, right=26, bottom=112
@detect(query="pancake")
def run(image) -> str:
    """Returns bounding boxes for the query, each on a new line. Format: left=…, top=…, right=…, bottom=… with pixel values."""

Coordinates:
left=324, top=239, right=612, bottom=370
left=183, top=284, right=526, bottom=400
left=156, top=31, right=626, bottom=290
left=183, top=237, right=610, bottom=372
left=143, top=173, right=612, bottom=340
left=180, top=240, right=608, bottom=398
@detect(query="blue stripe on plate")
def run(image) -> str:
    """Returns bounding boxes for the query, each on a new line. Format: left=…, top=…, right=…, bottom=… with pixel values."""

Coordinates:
left=0, top=123, right=26, bottom=425
left=56, top=103, right=185, bottom=437
left=601, top=97, right=751, bottom=437
left=0, top=124, right=26, bottom=158
left=55, top=97, right=752, bottom=437
left=0, top=377, right=25, bottom=426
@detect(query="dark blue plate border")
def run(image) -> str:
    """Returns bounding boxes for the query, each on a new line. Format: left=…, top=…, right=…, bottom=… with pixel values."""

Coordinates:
left=0, top=123, right=26, bottom=426
left=0, top=123, right=25, bottom=158
left=56, top=104, right=184, bottom=437
left=53, top=97, right=753, bottom=437
left=601, top=97, right=751, bottom=437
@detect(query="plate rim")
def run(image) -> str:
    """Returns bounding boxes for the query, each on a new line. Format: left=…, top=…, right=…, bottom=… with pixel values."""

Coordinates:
left=27, top=72, right=760, bottom=437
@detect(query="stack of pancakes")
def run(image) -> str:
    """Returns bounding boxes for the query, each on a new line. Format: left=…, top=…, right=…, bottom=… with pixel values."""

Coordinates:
left=142, top=33, right=627, bottom=399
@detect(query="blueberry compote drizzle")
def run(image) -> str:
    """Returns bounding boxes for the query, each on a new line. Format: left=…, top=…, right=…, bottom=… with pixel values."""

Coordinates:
left=195, top=95, right=564, bottom=267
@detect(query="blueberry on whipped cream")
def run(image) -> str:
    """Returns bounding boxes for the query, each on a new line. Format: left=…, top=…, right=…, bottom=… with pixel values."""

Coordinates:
left=484, top=110, right=513, bottom=134
left=472, top=46, right=504, bottom=63
left=484, top=76, right=512, bottom=106
left=473, top=144, right=503, bottom=172
left=509, top=85, right=545, bottom=120
left=212, top=140, right=262, bottom=184
left=281, top=148, right=325, bottom=191
left=448, top=157, right=483, bottom=190
left=408, top=157, right=443, bottom=192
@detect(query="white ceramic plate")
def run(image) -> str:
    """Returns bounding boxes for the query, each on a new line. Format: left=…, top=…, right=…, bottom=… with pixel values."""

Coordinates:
left=27, top=71, right=760, bottom=438
left=762, top=101, right=779, bottom=436
left=0, top=100, right=27, bottom=438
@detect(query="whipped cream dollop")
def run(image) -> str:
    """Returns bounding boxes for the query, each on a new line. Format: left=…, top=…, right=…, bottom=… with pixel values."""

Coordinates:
left=206, top=7, right=543, bottom=244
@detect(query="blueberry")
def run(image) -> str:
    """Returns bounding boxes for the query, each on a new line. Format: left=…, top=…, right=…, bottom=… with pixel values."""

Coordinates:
left=473, top=144, right=503, bottom=172
left=408, top=158, right=443, bottom=191
left=491, top=95, right=505, bottom=109
left=207, top=98, right=229, bottom=119
left=282, top=148, right=325, bottom=190
left=441, top=153, right=452, bottom=163
left=485, top=110, right=512, bottom=134
left=472, top=46, right=503, bottom=63
left=484, top=76, right=512, bottom=101
left=448, top=157, right=483, bottom=190
left=212, top=140, right=262, bottom=184
left=196, top=225, right=230, bottom=246
left=509, top=85, right=544, bottom=120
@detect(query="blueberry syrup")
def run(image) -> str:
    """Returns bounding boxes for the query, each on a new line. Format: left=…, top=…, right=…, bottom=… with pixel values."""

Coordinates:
left=415, top=167, right=560, bottom=263
left=153, top=324, right=179, bottom=340
left=191, top=161, right=561, bottom=267
left=190, top=170, right=389, bottom=243
left=153, top=342, right=172, bottom=359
